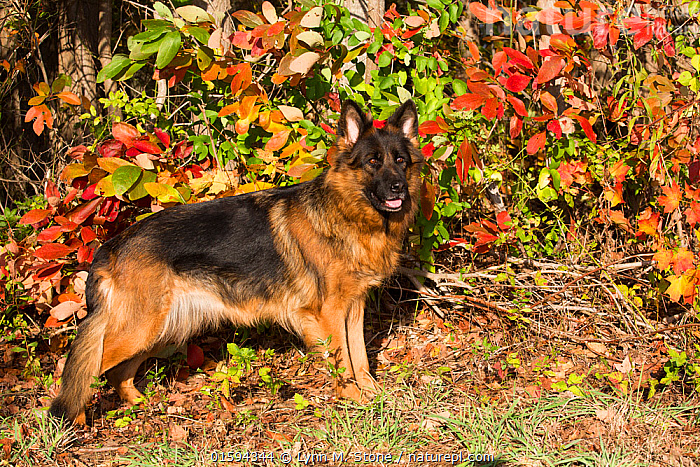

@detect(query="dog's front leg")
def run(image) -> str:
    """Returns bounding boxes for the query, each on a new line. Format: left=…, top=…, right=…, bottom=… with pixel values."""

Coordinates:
left=345, top=298, right=379, bottom=396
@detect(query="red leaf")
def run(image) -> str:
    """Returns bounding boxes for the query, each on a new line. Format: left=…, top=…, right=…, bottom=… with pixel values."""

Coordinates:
left=37, top=226, right=64, bottom=243
left=527, top=132, right=546, bottom=155
left=154, top=128, right=170, bottom=148
left=503, top=47, right=534, bottom=70
left=591, top=22, right=609, bottom=49
left=80, top=226, right=97, bottom=243
left=509, top=116, right=523, bottom=139
left=508, top=96, right=527, bottom=117
left=456, top=140, right=472, bottom=183
left=547, top=119, right=562, bottom=139
left=187, top=344, right=204, bottom=369
left=420, top=179, right=436, bottom=220
left=98, top=139, right=126, bottom=158
left=505, top=73, right=531, bottom=92
left=537, top=57, right=565, bottom=84
left=571, top=114, right=597, bottom=143
left=451, top=93, right=486, bottom=111
left=112, top=122, right=140, bottom=147
left=496, top=211, right=512, bottom=231
left=19, top=209, right=52, bottom=225
left=481, top=98, right=500, bottom=120
left=685, top=202, right=700, bottom=227
left=672, top=248, right=695, bottom=275
left=67, top=198, right=104, bottom=225
left=418, top=120, right=449, bottom=136
left=133, top=138, right=163, bottom=154
left=421, top=142, right=435, bottom=159
left=77, top=244, right=93, bottom=263
left=690, top=160, right=700, bottom=184
left=469, top=2, right=503, bottom=23
left=632, top=25, right=652, bottom=49
left=34, top=243, right=74, bottom=260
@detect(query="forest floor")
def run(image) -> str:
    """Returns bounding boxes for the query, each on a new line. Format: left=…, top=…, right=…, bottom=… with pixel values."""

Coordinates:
left=1, top=255, right=699, bottom=467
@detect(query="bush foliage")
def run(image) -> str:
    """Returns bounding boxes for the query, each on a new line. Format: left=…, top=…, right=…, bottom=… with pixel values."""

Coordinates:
left=4, top=0, right=700, bottom=335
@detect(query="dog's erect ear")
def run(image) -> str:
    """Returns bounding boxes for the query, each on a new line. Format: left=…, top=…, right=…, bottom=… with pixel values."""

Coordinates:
left=387, top=100, right=419, bottom=142
left=338, top=100, right=372, bottom=148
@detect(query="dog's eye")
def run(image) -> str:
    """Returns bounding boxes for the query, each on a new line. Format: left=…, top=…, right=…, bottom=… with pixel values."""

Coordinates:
left=368, top=157, right=379, bottom=165
left=396, top=156, right=405, bottom=164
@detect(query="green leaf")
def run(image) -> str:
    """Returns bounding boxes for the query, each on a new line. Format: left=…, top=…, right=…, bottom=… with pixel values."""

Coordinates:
left=112, top=165, right=143, bottom=196
left=128, top=170, right=156, bottom=201
left=378, top=52, right=392, bottom=68
left=119, top=62, right=146, bottom=80
left=196, top=46, right=214, bottom=70
left=689, top=1, right=700, bottom=18
left=156, top=31, right=182, bottom=69
left=379, top=76, right=394, bottom=89
left=353, top=30, right=371, bottom=42
left=426, top=0, right=443, bottom=9
left=187, top=26, right=210, bottom=45
left=453, top=79, right=467, bottom=95
left=51, top=74, right=70, bottom=93
left=176, top=5, right=213, bottom=23
left=153, top=1, right=174, bottom=21
left=133, top=28, right=167, bottom=42
left=141, top=39, right=164, bottom=55
left=449, top=2, right=460, bottom=23
left=144, top=182, right=184, bottom=203
left=97, top=54, right=132, bottom=83
left=439, top=11, right=449, bottom=32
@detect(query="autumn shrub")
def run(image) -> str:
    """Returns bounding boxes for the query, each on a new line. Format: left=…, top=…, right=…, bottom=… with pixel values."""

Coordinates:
left=3, top=0, right=700, bottom=350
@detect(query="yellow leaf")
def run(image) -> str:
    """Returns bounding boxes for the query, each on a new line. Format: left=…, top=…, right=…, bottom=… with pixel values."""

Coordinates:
left=97, top=157, right=136, bottom=173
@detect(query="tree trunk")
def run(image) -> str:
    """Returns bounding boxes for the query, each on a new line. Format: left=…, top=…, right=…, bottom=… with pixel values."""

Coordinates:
left=57, top=0, right=99, bottom=143
left=345, top=0, right=384, bottom=84
left=98, top=0, right=119, bottom=117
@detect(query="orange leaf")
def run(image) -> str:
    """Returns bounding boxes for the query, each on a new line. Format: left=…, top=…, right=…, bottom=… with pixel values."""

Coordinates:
left=57, top=91, right=81, bottom=105
left=540, top=91, right=558, bottom=113
left=469, top=2, right=503, bottom=23
left=536, top=8, right=563, bottom=25
left=653, top=249, right=673, bottom=270
left=526, top=132, right=546, bottom=155
left=672, top=248, right=695, bottom=275
left=19, top=209, right=52, bottom=225
left=50, top=300, right=82, bottom=321
left=37, top=226, right=64, bottom=243
left=265, top=130, right=291, bottom=151
left=537, top=56, right=565, bottom=84
left=218, top=103, right=239, bottom=117
left=67, top=198, right=104, bottom=225
left=112, top=122, right=140, bottom=147
left=658, top=182, right=681, bottom=213
left=34, top=243, right=74, bottom=260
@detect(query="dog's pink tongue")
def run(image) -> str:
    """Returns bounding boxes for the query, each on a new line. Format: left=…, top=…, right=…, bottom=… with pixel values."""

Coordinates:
left=385, top=199, right=402, bottom=209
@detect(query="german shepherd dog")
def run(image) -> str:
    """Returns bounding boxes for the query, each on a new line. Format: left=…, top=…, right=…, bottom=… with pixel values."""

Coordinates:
left=49, top=100, right=423, bottom=424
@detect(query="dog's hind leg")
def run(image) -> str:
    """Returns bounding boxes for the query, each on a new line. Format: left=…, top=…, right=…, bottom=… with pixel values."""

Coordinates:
left=104, top=346, right=164, bottom=405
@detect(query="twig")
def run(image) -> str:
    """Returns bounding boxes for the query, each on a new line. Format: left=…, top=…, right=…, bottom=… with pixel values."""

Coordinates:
left=403, top=274, right=445, bottom=319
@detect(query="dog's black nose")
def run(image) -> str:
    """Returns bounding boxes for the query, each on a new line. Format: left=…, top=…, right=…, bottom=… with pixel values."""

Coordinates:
left=390, top=182, right=404, bottom=193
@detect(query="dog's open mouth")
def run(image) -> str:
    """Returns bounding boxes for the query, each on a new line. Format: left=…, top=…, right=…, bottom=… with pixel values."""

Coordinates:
left=369, top=192, right=404, bottom=212
left=383, top=198, right=403, bottom=210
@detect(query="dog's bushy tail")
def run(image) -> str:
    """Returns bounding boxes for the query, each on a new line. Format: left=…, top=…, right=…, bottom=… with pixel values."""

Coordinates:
left=49, top=304, right=108, bottom=423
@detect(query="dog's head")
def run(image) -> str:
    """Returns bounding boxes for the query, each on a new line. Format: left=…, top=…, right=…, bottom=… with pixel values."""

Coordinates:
left=333, top=100, right=424, bottom=215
